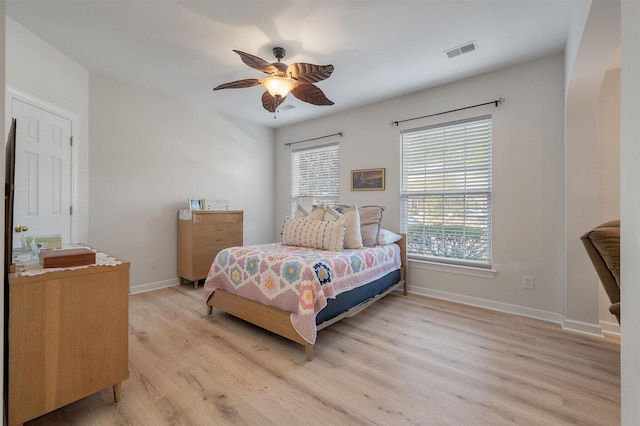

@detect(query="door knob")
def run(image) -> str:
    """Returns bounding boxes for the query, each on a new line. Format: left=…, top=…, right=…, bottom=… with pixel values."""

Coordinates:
left=15, top=225, right=28, bottom=232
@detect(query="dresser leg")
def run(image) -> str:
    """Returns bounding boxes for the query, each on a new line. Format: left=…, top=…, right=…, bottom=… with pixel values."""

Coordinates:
left=113, top=383, right=122, bottom=403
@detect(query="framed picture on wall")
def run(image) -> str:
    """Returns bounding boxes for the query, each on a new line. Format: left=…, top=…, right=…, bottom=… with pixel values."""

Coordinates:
left=188, top=198, right=205, bottom=210
left=351, top=168, right=385, bottom=191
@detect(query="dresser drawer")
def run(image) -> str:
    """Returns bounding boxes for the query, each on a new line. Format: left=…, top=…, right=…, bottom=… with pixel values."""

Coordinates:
left=193, top=249, right=225, bottom=277
left=193, top=231, right=242, bottom=248
left=192, top=222, right=242, bottom=237
left=193, top=212, right=243, bottom=224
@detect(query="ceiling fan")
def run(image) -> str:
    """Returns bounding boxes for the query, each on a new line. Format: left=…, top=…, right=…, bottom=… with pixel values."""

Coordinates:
left=213, top=47, right=335, bottom=113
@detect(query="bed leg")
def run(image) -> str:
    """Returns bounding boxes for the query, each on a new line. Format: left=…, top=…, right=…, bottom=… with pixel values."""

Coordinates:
left=305, top=344, right=314, bottom=361
left=207, top=306, right=213, bottom=315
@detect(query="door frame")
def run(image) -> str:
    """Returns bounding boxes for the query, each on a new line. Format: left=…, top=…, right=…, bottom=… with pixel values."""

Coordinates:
left=6, top=87, right=78, bottom=244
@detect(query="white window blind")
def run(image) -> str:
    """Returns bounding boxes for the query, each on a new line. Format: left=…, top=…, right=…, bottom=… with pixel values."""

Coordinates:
left=401, top=115, right=492, bottom=267
left=291, top=143, right=339, bottom=214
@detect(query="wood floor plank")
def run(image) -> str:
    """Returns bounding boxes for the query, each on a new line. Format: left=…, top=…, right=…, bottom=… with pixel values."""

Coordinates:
left=24, top=287, right=620, bottom=425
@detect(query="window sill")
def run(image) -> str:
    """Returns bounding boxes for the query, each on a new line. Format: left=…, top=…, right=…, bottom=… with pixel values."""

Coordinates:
left=409, top=259, right=497, bottom=279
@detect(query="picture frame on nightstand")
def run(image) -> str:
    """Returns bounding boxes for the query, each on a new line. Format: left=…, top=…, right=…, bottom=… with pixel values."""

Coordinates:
left=188, top=198, right=205, bottom=210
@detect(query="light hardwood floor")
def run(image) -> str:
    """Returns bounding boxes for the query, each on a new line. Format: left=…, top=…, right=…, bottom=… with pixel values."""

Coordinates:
left=26, top=285, right=620, bottom=425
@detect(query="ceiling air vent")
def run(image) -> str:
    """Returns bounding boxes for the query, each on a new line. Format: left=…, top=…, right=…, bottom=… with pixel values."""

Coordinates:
left=445, top=41, right=478, bottom=59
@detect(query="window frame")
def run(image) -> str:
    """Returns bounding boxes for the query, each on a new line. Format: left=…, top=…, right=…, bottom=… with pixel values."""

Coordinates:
left=400, top=115, right=493, bottom=268
left=290, top=142, right=340, bottom=215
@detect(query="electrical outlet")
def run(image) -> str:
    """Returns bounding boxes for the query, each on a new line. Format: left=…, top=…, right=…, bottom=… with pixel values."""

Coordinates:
left=523, top=276, right=534, bottom=289
left=149, top=258, right=157, bottom=269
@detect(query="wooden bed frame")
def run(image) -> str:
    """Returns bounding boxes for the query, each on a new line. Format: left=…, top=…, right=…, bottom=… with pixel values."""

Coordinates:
left=206, top=235, right=407, bottom=361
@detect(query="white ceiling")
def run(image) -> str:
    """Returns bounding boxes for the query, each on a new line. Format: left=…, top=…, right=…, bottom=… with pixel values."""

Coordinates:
left=6, top=0, right=582, bottom=129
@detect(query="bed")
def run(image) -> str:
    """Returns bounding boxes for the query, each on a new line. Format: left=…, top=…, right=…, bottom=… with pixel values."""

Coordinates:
left=203, top=229, right=406, bottom=361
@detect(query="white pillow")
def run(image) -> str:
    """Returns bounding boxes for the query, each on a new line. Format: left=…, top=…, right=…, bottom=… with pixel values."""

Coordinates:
left=295, top=204, right=309, bottom=218
left=324, top=206, right=363, bottom=249
left=306, top=205, right=326, bottom=220
left=323, top=206, right=340, bottom=221
left=282, top=217, right=345, bottom=251
left=337, top=206, right=364, bottom=249
left=377, top=229, right=402, bottom=245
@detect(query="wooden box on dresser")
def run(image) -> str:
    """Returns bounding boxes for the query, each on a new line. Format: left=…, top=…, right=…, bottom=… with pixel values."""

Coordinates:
left=178, top=210, right=243, bottom=288
left=8, top=254, right=130, bottom=426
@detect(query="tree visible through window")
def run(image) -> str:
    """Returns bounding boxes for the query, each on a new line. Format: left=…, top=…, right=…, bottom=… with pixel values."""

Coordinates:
left=291, top=143, right=339, bottom=214
left=401, top=116, right=492, bottom=267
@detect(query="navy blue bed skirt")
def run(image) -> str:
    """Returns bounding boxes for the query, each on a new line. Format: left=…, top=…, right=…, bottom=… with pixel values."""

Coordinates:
left=315, top=268, right=402, bottom=325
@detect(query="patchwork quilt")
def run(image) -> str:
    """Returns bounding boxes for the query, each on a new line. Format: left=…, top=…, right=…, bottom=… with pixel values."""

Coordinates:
left=204, top=243, right=402, bottom=344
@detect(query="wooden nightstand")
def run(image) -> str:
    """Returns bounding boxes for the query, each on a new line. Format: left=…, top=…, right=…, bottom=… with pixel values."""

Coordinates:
left=178, top=210, right=243, bottom=287
left=8, top=252, right=130, bottom=426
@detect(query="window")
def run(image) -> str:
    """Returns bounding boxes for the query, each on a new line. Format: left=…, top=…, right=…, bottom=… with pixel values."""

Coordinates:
left=401, top=116, right=492, bottom=267
left=291, top=143, right=339, bottom=214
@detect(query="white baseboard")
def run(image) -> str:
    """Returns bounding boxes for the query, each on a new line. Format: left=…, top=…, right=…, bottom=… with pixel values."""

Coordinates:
left=409, top=285, right=606, bottom=337
left=409, top=285, right=565, bottom=326
left=599, top=319, right=620, bottom=335
left=130, top=278, right=180, bottom=295
left=561, top=318, right=603, bottom=336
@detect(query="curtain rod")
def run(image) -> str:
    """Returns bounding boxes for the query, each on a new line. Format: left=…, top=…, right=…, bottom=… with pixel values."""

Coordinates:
left=285, top=132, right=343, bottom=147
left=391, top=98, right=505, bottom=126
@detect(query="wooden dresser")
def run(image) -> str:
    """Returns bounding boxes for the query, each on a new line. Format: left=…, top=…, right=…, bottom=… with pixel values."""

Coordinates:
left=178, top=210, right=243, bottom=287
left=7, top=252, right=130, bottom=426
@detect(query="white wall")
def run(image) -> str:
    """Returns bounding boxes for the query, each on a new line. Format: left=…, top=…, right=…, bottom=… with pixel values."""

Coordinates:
left=5, top=18, right=276, bottom=292
left=5, top=17, right=90, bottom=244
left=597, top=67, right=621, bottom=332
left=89, top=74, right=275, bottom=291
left=276, top=54, right=567, bottom=321
left=620, top=0, right=640, bottom=422
left=564, top=0, right=620, bottom=334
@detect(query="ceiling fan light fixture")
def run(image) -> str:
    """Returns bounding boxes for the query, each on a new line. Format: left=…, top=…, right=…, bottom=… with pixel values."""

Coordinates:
left=261, top=76, right=295, bottom=98
left=213, top=49, right=334, bottom=112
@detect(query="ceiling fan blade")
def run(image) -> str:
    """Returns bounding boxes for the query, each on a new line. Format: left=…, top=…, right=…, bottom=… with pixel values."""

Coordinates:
left=233, top=50, right=280, bottom=75
left=287, top=63, right=334, bottom=83
left=213, top=79, right=261, bottom=90
left=290, top=83, right=334, bottom=106
left=261, top=91, right=287, bottom=113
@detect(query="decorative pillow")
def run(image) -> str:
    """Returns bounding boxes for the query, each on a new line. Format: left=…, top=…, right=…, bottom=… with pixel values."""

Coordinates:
left=334, top=204, right=350, bottom=214
left=295, top=204, right=309, bottom=218
left=336, top=206, right=363, bottom=249
left=282, top=217, right=345, bottom=251
left=324, top=206, right=363, bottom=249
left=377, top=229, right=402, bottom=245
left=306, top=205, right=326, bottom=220
left=323, top=206, right=340, bottom=222
left=358, top=205, right=385, bottom=246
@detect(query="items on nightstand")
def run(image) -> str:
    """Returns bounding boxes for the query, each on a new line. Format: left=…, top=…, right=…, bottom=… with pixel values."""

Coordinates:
left=39, top=247, right=96, bottom=268
left=23, top=234, right=63, bottom=250
left=205, top=199, right=230, bottom=210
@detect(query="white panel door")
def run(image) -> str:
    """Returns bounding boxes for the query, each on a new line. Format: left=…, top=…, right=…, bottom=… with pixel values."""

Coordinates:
left=11, top=98, right=73, bottom=248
